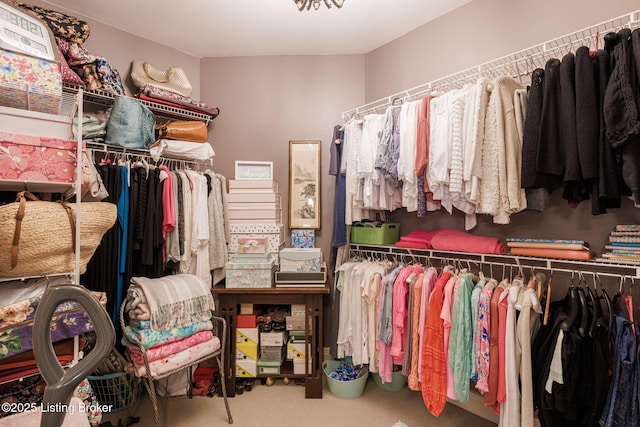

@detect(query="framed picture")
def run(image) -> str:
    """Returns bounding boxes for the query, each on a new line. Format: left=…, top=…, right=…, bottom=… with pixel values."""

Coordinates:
left=234, top=160, right=274, bottom=180
left=289, top=140, right=321, bottom=229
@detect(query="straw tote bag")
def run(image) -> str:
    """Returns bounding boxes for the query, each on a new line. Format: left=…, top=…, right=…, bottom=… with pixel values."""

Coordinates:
left=130, top=61, right=193, bottom=98
left=0, top=192, right=117, bottom=277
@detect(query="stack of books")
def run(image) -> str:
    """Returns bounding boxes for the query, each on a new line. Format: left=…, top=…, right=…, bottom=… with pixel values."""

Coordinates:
left=598, top=225, right=640, bottom=264
left=506, top=238, right=594, bottom=261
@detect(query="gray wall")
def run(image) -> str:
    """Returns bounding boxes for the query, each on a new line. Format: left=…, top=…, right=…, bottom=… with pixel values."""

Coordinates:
left=22, top=0, right=640, bottom=350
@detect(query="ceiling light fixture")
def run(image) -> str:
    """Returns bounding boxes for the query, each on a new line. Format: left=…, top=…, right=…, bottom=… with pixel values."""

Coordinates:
left=294, top=0, right=345, bottom=11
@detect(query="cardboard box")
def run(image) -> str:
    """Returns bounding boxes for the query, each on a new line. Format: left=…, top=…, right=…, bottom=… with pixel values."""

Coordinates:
left=229, top=179, right=278, bottom=192
left=257, top=359, right=282, bottom=375
left=236, top=236, right=267, bottom=254
left=227, top=209, right=282, bottom=221
left=286, top=315, right=306, bottom=331
left=236, top=328, right=259, bottom=345
left=225, top=260, right=275, bottom=289
left=240, top=304, right=255, bottom=315
left=260, top=331, right=287, bottom=346
left=279, top=248, right=323, bottom=272
left=236, top=341, right=258, bottom=361
left=260, top=345, right=283, bottom=362
left=237, top=314, right=257, bottom=328
left=293, top=358, right=312, bottom=375
left=0, top=133, right=77, bottom=183
left=236, top=360, right=257, bottom=378
left=290, top=304, right=306, bottom=317
left=287, top=339, right=306, bottom=360
left=227, top=193, right=281, bottom=203
left=228, top=200, right=282, bottom=210
left=228, top=224, right=285, bottom=254
left=0, top=48, right=62, bottom=115
left=291, top=229, right=315, bottom=248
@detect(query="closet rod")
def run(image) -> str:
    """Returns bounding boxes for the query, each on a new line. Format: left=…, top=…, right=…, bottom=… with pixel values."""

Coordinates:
left=86, top=141, right=211, bottom=169
left=342, top=10, right=640, bottom=120
left=349, top=244, right=640, bottom=279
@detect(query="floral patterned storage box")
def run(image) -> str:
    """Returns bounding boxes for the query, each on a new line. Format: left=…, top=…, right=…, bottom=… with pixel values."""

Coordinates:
left=225, top=260, right=275, bottom=289
left=0, top=291, right=107, bottom=360
left=228, top=224, right=285, bottom=253
left=0, top=48, right=62, bottom=115
left=0, top=132, right=77, bottom=182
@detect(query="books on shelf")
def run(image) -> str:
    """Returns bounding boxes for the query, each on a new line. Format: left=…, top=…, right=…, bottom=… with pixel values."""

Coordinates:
left=509, top=247, right=594, bottom=261
left=600, top=225, right=640, bottom=264
left=506, top=238, right=589, bottom=251
left=614, top=225, right=640, bottom=232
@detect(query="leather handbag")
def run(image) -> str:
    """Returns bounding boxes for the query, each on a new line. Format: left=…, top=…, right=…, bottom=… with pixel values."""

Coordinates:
left=130, top=61, right=193, bottom=98
left=156, top=120, right=208, bottom=142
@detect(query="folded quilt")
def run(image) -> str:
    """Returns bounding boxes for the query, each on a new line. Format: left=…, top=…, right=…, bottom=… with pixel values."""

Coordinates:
left=126, top=274, right=215, bottom=331
left=123, top=319, right=213, bottom=349
left=128, top=337, right=220, bottom=378
left=126, top=330, right=214, bottom=365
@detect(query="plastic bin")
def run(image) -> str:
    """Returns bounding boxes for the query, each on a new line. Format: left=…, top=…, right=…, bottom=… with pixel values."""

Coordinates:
left=322, top=360, right=368, bottom=399
left=371, top=370, right=407, bottom=391
left=350, top=223, right=400, bottom=245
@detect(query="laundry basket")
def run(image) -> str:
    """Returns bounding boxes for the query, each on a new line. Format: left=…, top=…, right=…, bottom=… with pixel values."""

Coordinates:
left=323, top=360, right=368, bottom=399
left=87, top=371, right=141, bottom=412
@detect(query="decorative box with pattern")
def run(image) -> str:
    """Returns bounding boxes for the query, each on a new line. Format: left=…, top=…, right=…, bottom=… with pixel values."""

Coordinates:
left=0, top=48, right=62, bottom=115
left=225, top=259, right=275, bottom=288
left=228, top=224, right=285, bottom=253
left=0, top=132, right=77, bottom=182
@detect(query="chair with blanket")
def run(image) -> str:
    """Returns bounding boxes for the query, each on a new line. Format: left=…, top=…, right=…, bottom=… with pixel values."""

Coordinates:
left=119, top=274, right=233, bottom=426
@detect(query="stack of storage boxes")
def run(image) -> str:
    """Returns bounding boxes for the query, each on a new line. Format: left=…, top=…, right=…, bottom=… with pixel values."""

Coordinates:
left=226, top=179, right=285, bottom=287
left=286, top=304, right=312, bottom=375
left=258, top=329, right=287, bottom=375
left=225, top=179, right=283, bottom=288
left=227, top=179, right=282, bottom=226
left=236, top=309, right=259, bottom=378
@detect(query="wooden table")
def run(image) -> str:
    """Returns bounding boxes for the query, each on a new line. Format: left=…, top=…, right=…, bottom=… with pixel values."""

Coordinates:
left=212, top=284, right=330, bottom=398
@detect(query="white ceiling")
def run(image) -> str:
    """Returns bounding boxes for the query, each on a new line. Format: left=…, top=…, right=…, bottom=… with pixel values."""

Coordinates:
left=42, top=0, right=471, bottom=58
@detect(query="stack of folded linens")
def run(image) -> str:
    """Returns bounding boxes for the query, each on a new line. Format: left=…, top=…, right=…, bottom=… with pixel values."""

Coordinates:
left=122, top=274, right=219, bottom=377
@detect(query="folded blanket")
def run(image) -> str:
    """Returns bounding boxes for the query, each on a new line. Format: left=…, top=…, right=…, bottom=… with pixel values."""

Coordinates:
left=395, top=240, right=430, bottom=249
left=126, top=274, right=215, bottom=331
left=397, top=229, right=441, bottom=247
left=128, top=337, right=220, bottom=378
left=430, top=229, right=507, bottom=254
left=129, top=315, right=210, bottom=330
left=149, top=139, right=215, bottom=162
left=126, top=330, right=214, bottom=365
left=128, top=302, right=151, bottom=320
left=123, top=320, right=213, bottom=349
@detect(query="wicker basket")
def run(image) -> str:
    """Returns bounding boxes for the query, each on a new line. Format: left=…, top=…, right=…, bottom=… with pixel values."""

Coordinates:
left=0, top=193, right=117, bottom=277
left=87, top=372, right=142, bottom=413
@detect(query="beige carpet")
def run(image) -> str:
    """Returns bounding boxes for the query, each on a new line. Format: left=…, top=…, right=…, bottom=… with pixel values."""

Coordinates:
left=103, top=378, right=499, bottom=427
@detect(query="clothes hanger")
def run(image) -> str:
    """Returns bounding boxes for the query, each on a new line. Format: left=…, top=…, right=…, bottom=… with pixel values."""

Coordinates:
left=582, top=271, right=600, bottom=338
left=543, top=270, right=553, bottom=326
left=560, top=271, right=581, bottom=332
left=594, top=273, right=614, bottom=336
left=576, top=272, right=589, bottom=338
